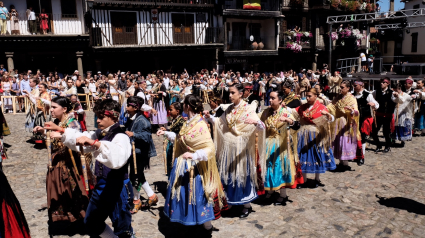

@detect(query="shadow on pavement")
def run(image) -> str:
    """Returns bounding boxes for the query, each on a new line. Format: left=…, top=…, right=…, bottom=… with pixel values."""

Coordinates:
left=47, top=219, right=87, bottom=237
left=376, top=195, right=425, bottom=215
left=157, top=206, right=213, bottom=238
left=153, top=181, right=168, bottom=198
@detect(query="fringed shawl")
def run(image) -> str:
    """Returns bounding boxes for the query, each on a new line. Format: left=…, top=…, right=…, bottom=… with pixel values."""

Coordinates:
left=292, top=100, right=332, bottom=152
left=327, top=93, right=361, bottom=142
left=170, top=114, right=224, bottom=208
left=214, top=102, right=266, bottom=188
left=259, top=107, right=298, bottom=182
left=393, top=92, right=414, bottom=126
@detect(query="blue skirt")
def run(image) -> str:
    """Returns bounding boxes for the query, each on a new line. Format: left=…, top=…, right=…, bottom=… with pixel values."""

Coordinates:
left=164, top=159, right=214, bottom=226
left=297, top=131, right=336, bottom=174
left=264, top=142, right=293, bottom=190
left=393, top=119, right=412, bottom=141
left=221, top=155, right=258, bottom=205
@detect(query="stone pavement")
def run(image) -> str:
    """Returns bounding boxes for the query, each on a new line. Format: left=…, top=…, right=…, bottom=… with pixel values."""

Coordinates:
left=3, top=112, right=425, bottom=238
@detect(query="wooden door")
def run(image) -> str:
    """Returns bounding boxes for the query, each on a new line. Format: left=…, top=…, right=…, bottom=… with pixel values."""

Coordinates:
left=111, top=12, right=137, bottom=45
left=232, top=22, right=247, bottom=50
left=172, top=14, right=194, bottom=44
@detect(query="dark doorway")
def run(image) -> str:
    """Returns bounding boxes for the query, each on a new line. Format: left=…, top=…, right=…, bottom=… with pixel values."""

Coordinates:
left=111, top=12, right=137, bottom=45
left=232, top=22, right=247, bottom=50
left=172, top=14, right=194, bottom=44
left=26, top=0, right=52, bottom=14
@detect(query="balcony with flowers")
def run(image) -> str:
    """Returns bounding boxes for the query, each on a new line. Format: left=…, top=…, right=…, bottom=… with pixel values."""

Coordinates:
left=279, top=30, right=313, bottom=53
left=329, top=0, right=377, bottom=12
left=330, top=27, right=367, bottom=49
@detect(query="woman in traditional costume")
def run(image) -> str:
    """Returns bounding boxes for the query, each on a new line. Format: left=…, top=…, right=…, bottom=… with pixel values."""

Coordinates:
left=158, top=95, right=226, bottom=234
left=205, top=84, right=266, bottom=218
left=70, top=94, right=87, bottom=132
left=281, top=79, right=301, bottom=108
left=260, top=90, right=302, bottom=205
left=25, top=82, right=51, bottom=143
left=290, top=88, right=336, bottom=188
left=124, top=96, right=158, bottom=213
left=33, top=96, right=89, bottom=223
left=150, top=77, right=168, bottom=130
left=169, top=80, right=180, bottom=105
left=0, top=169, right=31, bottom=238
left=327, top=80, right=363, bottom=171
left=392, top=83, right=414, bottom=146
left=158, top=102, right=184, bottom=175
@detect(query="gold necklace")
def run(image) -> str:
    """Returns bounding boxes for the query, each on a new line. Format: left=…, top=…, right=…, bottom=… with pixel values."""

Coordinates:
left=226, top=102, right=247, bottom=129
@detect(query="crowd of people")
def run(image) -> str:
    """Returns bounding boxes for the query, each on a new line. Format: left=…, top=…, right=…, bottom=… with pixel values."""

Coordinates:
left=0, top=64, right=425, bottom=238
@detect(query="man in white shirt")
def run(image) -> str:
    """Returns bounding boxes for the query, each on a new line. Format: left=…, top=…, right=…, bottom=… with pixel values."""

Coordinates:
left=27, top=7, right=37, bottom=35
left=136, top=81, right=157, bottom=115
left=163, top=74, right=170, bottom=89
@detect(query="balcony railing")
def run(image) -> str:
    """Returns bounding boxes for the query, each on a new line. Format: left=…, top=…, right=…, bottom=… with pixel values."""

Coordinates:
left=94, top=0, right=214, bottom=5
left=282, top=0, right=309, bottom=8
left=224, top=0, right=280, bottom=11
left=91, top=25, right=223, bottom=47
left=227, top=35, right=275, bottom=51
left=2, top=13, right=85, bottom=36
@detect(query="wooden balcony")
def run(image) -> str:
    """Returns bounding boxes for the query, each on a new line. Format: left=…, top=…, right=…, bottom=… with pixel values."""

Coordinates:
left=1, top=13, right=86, bottom=36
left=91, top=25, right=223, bottom=49
left=282, top=0, right=309, bottom=11
left=223, top=0, right=281, bottom=17
left=94, top=0, right=214, bottom=8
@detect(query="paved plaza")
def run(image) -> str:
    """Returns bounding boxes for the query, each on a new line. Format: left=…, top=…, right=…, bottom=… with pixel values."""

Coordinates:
left=3, top=112, right=425, bottom=238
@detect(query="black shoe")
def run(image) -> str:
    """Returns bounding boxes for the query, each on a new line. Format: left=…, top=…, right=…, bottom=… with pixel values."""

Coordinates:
left=239, top=206, right=252, bottom=218
left=314, top=180, right=325, bottom=187
left=374, top=147, right=382, bottom=153
left=383, top=147, right=391, bottom=153
left=297, top=182, right=308, bottom=189
left=274, top=196, right=289, bottom=206
left=357, top=159, right=364, bottom=166
left=401, top=141, right=405, bottom=147
left=421, top=133, right=425, bottom=137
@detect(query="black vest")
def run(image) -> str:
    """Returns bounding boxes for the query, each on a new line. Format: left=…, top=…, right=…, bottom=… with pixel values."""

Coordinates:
left=94, top=123, right=129, bottom=180
left=375, top=89, right=396, bottom=114
left=356, top=91, right=372, bottom=118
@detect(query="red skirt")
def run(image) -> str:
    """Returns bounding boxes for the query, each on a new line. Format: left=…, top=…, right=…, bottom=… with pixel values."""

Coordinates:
left=212, top=189, right=228, bottom=220
left=286, top=162, right=305, bottom=189
left=2, top=202, right=31, bottom=238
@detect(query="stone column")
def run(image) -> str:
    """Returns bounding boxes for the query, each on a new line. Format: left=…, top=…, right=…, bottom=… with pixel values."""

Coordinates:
left=312, top=54, right=318, bottom=71
left=5, top=52, right=14, bottom=73
left=76, top=51, right=84, bottom=75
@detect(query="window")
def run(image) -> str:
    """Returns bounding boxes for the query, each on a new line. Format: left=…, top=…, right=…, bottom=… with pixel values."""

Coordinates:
left=411, top=33, right=418, bottom=53
left=413, top=4, right=420, bottom=9
left=61, top=0, right=77, bottom=18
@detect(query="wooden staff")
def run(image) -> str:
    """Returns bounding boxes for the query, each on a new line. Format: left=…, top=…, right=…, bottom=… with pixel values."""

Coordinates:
left=371, top=106, right=377, bottom=128
left=80, top=147, right=89, bottom=192
left=163, top=137, right=167, bottom=174
left=46, top=131, right=52, bottom=168
left=396, top=103, right=399, bottom=125
left=189, top=165, right=194, bottom=205
left=132, top=141, right=137, bottom=175
left=255, top=132, right=259, bottom=168
left=68, top=148, right=79, bottom=176
left=287, top=128, right=291, bottom=159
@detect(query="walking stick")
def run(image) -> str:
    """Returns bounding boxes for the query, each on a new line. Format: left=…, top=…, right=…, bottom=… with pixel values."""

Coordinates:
left=80, top=147, right=89, bottom=193
left=255, top=132, right=259, bottom=170
left=132, top=141, right=137, bottom=175
left=46, top=131, right=52, bottom=168
left=189, top=165, right=194, bottom=205
left=68, top=148, right=79, bottom=176
left=396, top=103, right=399, bottom=126
left=163, top=137, right=167, bottom=175
left=371, top=106, right=377, bottom=128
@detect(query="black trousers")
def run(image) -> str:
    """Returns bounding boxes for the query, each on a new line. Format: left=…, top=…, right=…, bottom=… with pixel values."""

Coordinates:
left=371, top=115, right=392, bottom=148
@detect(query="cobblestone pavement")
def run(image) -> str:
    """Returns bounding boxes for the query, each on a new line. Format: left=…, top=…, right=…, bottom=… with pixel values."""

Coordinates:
left=3, top=112, right=425, bottom=238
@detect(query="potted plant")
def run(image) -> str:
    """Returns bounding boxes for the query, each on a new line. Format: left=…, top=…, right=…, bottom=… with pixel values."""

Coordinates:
left=369, top=37, right=377, bottom=43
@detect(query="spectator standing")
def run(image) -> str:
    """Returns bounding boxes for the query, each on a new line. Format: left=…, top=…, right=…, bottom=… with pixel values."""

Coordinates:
left=1, top=76, right=12, bottom=113
left=368, top=55, right=374, bottom=74
left=360, top=52, right=367, bottom=72
left=26, top=7, right=36, bottom=35
left=39, top=8, right=48, bottom=34
left=117, top=74, right=127, bottom=91
left=9, top=5, right=19, bottom=35
left=0, top=2, right=8, bottom=35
